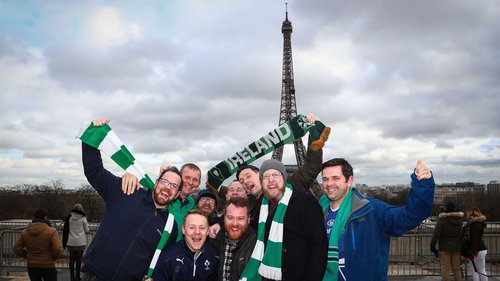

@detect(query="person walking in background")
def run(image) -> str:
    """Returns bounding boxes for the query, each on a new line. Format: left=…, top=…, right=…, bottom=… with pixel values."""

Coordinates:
left=13, top=208, right=62, bottom=281
left=63, top=204, right=90, bottom=281
left=463, top=207, right=488, bottom=281
left=430, top=202, right=463, bottom=281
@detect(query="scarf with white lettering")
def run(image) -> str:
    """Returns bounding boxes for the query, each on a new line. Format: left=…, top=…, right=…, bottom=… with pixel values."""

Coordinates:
left=207, top=114, right=330, bottom=191
left=77, top=122, right=174, bottom=279
left=239, top=183, right=293, bottom=281
left=319, top=190, right=353, bottom=281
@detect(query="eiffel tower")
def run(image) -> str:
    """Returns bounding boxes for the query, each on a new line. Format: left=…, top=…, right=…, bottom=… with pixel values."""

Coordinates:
left=271, top=5, right=322, bottom=196
left=271, top=4, right=307, bottom=165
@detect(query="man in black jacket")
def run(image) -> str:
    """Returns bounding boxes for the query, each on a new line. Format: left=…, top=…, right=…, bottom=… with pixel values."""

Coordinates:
left=210, top=197, right=256, bottom=281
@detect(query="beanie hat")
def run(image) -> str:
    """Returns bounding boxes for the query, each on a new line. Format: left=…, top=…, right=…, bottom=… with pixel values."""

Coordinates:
left=445, top=202, right=456, bottom=213
left=33, top=208, right=48, bottom=219
left=259, top=159, right=287, bottom=182
left=196, top=188, right=217, bottom=205
left=236, top=164, right=259, bottom=180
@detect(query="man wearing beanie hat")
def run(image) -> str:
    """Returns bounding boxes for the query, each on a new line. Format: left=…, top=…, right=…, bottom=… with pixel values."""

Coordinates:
left=196, top=189, right=219, bottom=226
left=230, top=113, right=327, bottom=233
left=239, top=158, right=327, bottom=281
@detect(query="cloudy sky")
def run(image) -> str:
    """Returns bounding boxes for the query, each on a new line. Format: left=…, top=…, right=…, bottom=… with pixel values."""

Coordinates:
left=1, top=0, right=499, bottom=189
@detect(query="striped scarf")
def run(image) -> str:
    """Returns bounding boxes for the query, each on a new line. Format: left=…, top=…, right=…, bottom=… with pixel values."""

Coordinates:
left=239, top=183, right=293, bottom=281
left=77, top=122, right=174, bottom=279
left=207, top=114, right=329, bottom=191
left=319, top=189, right=353, bottom=281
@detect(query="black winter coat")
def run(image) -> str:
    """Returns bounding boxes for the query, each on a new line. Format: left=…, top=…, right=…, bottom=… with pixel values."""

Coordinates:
left=210, top=227, right=257, bottom=281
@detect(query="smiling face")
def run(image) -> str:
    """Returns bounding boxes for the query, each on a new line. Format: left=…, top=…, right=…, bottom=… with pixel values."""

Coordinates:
left=238, top=168, right=262, bottom=197
left=261, top=168, right=285, bottom=201
left=322, top=166, right=353, bottom=210
left=153, top=171, right=181, bottom=208
left=197, top=196, right=216, bottom=216
left=180, top=167, right=201, bottom=198
left=182, top=212, right=209, bottom=252
left=226, top=181, right=247, bottom=201
left=224, top=203, right=250, bottom=240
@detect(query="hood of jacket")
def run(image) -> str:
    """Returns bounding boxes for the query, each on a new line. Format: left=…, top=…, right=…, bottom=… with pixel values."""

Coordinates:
left=70, top=212, right=84, bottom=220
left=469, top=215, right=487, bottom=228
left=439, top=211, right=464, bottom=226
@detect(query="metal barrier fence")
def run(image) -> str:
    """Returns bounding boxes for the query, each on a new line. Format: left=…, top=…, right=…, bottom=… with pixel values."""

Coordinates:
left=2, top=224, right=500, bottom=278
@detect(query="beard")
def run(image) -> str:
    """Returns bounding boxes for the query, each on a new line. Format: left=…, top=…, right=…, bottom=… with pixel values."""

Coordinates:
left=225, top=223, right=249, bottom=240
left=153, top=188, right=175, bottom=207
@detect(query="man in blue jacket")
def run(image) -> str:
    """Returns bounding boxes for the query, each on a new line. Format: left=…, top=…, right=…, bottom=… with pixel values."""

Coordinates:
left=320, top=158, right=435, bottom=281
left=81, top=119, right=182, bottom=281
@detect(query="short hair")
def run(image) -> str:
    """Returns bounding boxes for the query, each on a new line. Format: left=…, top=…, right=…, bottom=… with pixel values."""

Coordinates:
left=33, top=208, right=48, bottom=219
left=180, top=163, right=201, bottom=174
left=322, top=158, right=353, bottom=182
left=158, top=166, right=183, bottom=191
left=226, top=197, right=251, bottom=216
left=183, top=209, right=208, bottom=226
left=236, top=164, right=259, bottom=180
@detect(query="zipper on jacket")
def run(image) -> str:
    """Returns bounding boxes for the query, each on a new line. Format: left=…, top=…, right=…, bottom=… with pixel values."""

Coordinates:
left=193, top=251, right=202, bottom=277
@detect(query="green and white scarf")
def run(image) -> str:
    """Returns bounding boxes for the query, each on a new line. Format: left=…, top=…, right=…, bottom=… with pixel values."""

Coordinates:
left=77, top=122, right=174, bottom=279
left=239, top=183, right=294, bottom=281
left=319, top=189, right=353, bottom=281
left=207, top=114, right=328, bottom=191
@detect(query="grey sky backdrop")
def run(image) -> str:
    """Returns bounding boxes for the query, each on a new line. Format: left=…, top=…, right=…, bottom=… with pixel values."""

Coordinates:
left=1, top=0, right=499, bottom=188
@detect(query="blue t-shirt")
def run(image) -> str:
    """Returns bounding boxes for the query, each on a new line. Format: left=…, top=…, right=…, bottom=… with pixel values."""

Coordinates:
left=325, top=207, right=346, bottom=281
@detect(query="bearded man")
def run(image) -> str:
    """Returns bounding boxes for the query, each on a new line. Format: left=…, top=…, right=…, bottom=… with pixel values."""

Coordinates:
left=81, top=119, right=182, bottom=281
left=239, top=159, right=327, bottom=281
left=210, top=197, right=256, bottom=281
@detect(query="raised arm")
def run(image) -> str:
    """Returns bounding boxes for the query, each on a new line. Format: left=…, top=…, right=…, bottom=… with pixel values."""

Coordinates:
left=381, top=160, right=435, bottom=236
left=288, top=113, right=330, bottom=191
left=82, top=119, right=122, bottom=201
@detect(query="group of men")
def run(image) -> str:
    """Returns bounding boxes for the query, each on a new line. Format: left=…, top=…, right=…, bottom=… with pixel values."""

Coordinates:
left=77, top=115, right=435, bottom=281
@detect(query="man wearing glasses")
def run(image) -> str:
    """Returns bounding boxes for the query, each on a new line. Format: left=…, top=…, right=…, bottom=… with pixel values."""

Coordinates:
left=241, top=159, right=327, bottom=281
left=196, top=188, right=219, bottom=226
left=81, top=119, right=182, bottom=281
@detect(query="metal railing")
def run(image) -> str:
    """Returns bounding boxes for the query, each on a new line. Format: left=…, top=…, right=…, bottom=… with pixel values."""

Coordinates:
left=2, top=223, right=500, bottom=278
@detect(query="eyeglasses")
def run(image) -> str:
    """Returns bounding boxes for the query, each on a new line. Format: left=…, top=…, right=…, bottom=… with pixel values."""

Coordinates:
left=262, top=172, right=282, bottom=181
left=199, top=197, right=215, bottom=204
left=157, top=178, right=180, bottom=190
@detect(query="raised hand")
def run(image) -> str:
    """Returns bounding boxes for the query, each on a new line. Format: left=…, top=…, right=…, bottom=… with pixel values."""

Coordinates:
left=92, top=119, right=109, bottom=127
left=415, top=160, right=432, bottom=180
left=121, top=172, right=141, bottom=195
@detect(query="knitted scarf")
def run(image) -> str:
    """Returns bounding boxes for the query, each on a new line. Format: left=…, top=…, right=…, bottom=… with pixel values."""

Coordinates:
left=77, top=122, right=174, bottom=279
left=319, top=189, right=353, bottom=281
left=239, top=183, right=293, bottom=281
left=207, top=114, right=330, bottom=191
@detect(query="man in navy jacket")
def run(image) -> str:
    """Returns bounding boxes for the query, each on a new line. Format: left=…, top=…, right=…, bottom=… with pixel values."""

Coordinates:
left=81, top=119, right=182, bottom=281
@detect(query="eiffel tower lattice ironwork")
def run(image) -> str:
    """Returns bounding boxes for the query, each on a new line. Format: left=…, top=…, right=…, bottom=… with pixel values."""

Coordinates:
left=271, top=5, right=307, bottom=166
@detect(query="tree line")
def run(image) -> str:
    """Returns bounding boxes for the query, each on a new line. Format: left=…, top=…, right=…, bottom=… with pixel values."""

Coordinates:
left=0, top=180, right=105, bottom=222
left=2, top=181, right=499, bottom=223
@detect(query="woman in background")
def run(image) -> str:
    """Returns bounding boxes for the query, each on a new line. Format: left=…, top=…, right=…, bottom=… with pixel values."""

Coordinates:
left=463, top=207, right=488, bottom=281
left=63, top=204, right=89, bottom=281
